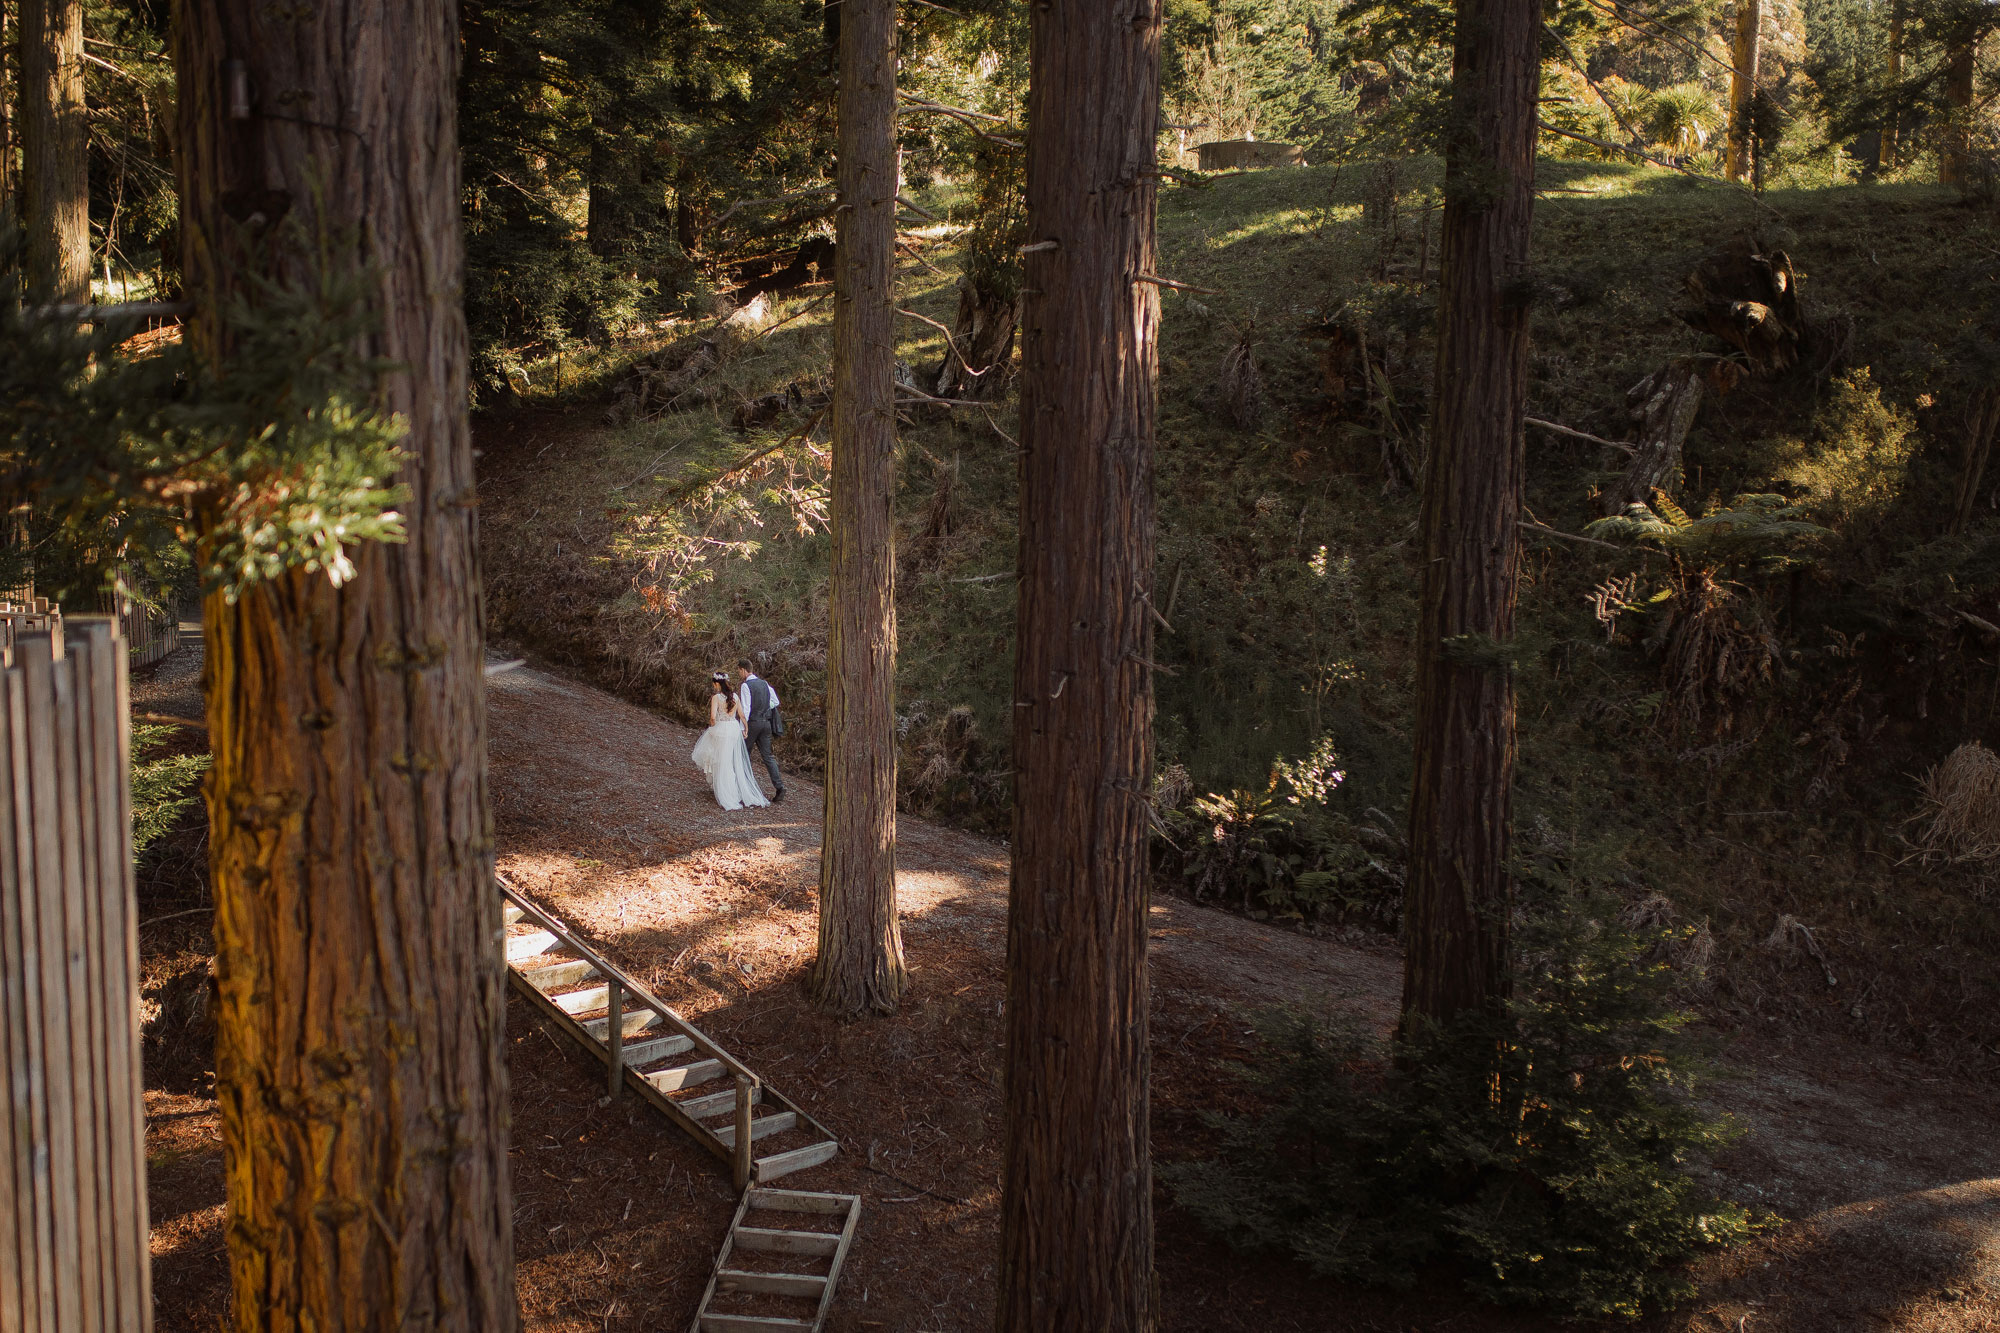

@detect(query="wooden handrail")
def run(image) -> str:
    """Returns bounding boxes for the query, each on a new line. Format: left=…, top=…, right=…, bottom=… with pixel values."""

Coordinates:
left=495, top=871, right=764, bottom=1087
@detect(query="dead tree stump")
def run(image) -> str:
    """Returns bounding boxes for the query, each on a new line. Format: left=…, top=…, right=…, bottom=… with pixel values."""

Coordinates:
left=1600, top=359, right=1706, bottom=514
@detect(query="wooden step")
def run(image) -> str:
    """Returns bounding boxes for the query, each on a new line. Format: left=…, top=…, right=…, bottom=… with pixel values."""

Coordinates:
left=713, top=1112, right=796, bottom=1149
left=697, top=1311, right=815, bottom=1333
left=505, top=930, right=557, bottom=961
left=619, top=1033, right=694, bottom=1067
left=680, top=1083, right=760, bottom=1119
left=552, top=984, right=612, bottom=1015
left=731, top=1227, right=841, bottom=1258
left=581, top=1008, right=660, bottom=1041
left=502, top=904, right=523, bottom=924
left=746, top=1188, right=851, bottom=1214
left=518, top=958, right=595, bottom=992
left=714, top=1269, right=828, bottom=1299
left=646, top=1058, right=725, bottom=1093
left=753, top=1141, right=839, bottom=1185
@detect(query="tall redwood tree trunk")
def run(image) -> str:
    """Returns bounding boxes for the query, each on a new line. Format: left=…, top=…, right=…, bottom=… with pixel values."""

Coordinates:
left=174, top=3, right=517, bottom=1328
left=1400, top=0, right=1541, bottom=1038
left=1940, top=26, right=1976, bottom=185
left=2, top=2, right=15, bottom=220
left=995, top=0, right=1161, bottom=1324
left=810, top=0, right=906, bottom=1016
left=1726, top=0, right=1763, bottom=183
left=1883, top=0, right=1905, bottom=170
left=19, top=0, right=88, bottom=301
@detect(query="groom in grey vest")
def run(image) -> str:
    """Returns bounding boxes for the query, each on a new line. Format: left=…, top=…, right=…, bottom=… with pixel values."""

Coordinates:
left=735, top=658, right=786, bottom=802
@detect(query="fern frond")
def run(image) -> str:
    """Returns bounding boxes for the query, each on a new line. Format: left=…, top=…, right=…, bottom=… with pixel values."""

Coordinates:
left=1585, top=503, right=1673, bottom=545
left=1652, top=490, right=1692, bottom=530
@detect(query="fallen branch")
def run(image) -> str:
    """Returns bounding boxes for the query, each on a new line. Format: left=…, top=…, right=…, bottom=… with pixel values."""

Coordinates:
left=706, top=186, right=836, bottom=232
left=1547, top=26, right=1653, bottom=155
left=24, top=299, right=190, bottom=323
left=1525, top=415, right=1635, bottom=453
left=897, top=307, right=992, bottom=383
left=897, top=96, right=1021, bottom=149
left=1521, top=517, right=1624, bottom=552
left=1536, top=121, right=1767, bottom=210
left=609, top=444, right=688, bottom=492
left=1136, top=581, right=1174, bottom=634
left=1955, top=608, right=2000, bottom=642
left=683, top=408, right=827, bottom=494
left=1767, top=914, right=1838, bottom=989
left=140, top=907, right=213, bottom=928
left=859, top=1142, right=970, bottom=1206
left=897, top=94, right=1008, bottom=123
left=134, top=710, right=207, bottom=730
left=896, top=194, right=940, bottom=222
left=757, top=292, right=832, bottom=341
left=981, top=407, right=1019, bottom=450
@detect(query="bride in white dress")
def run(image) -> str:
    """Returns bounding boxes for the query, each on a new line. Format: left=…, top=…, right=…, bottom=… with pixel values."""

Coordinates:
left=691, top=673, right=771, bottom=810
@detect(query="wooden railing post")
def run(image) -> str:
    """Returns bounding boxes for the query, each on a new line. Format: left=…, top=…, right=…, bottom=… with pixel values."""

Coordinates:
left=605, top=977, right=624, bottom=1099
left=733, top=1074, right=755, bottom=1191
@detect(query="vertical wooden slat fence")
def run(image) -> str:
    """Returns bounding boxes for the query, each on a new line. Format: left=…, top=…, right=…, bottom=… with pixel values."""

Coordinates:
left=110, top=596, right=178, bottom=672
left=0, top=601, right=62, bottom=658
left=0, top=619, right=152, bottom=1333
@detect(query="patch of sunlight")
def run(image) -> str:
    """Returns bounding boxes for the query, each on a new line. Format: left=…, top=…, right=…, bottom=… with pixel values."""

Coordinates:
left=1549, top=170, right=1655, bottom=197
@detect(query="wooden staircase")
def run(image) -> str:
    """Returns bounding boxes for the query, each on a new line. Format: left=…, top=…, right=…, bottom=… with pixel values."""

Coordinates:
left=498, top=876, right=862, bottom=1333
left=686, top=1188, right=861, bottom=1333
left=499, top=875, right=841, bottom=1187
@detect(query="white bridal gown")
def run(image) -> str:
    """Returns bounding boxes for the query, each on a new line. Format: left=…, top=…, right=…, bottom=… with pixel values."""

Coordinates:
left=692, top=697, right=770, bottom=811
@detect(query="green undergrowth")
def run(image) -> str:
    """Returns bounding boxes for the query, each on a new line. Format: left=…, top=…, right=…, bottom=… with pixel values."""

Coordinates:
left=477, top=157, right=2000, bottom=1071
left=131, top=722, right=209, bottom=860
left=1168, top=872, right=1766, bottom=1321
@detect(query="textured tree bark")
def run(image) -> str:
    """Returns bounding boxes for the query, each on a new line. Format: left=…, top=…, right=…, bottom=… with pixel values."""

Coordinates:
left=1726, top=0, right=1762, bottom=183
left=1940, top=30, right=1976, bottom=186
left=810, top=0, right=906, bottom=1018
left=1, top=2, right=14, bottom=218
left=1599, top=359, right=1704, bottom=517
left=1401, top=0, right=1540, bottom=1038
left=1883, top=1, right=1905, bottom=169
left=174, top=2, right=517, bottom=1328
left=995, top=0, right=1160, bottom=1324
left=19, top=0, right=89, bottom=302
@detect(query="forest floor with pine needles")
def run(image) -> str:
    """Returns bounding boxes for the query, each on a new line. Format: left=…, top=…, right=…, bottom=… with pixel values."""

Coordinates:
left=135, top=642, right=2000, bottom=1330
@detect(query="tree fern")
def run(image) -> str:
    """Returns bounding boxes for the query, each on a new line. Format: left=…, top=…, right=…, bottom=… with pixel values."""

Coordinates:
left=1587, top=491, right=1828, bottom=575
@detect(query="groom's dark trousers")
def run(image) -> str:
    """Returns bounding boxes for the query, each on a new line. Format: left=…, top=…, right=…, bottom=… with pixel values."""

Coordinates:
left=747, top=718, right=784, bottom=794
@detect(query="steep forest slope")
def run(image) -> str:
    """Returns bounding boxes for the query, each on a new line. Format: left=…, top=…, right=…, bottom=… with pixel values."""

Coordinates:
left=476, top=158, right=2000, bottom=1072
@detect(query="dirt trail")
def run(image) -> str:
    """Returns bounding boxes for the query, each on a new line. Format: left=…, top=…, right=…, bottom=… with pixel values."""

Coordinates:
left=488, top=660, right=1402, bottom=1025
left=484, top=658, right=2000, bottom=1332
left=138, top=646, right=2000, bottom=1331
